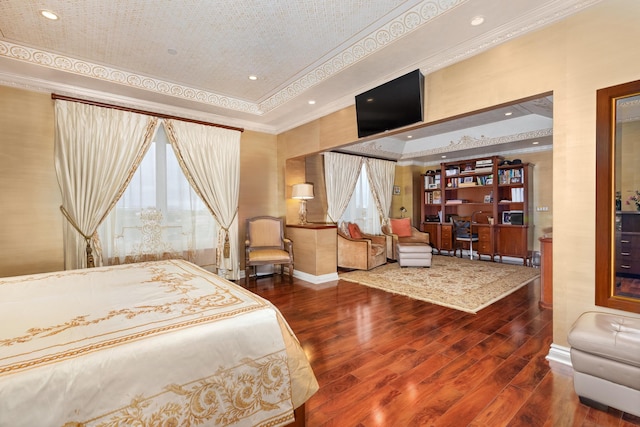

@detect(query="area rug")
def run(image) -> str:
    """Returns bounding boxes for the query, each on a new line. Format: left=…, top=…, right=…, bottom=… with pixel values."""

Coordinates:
left=339, top=256, right=540, bottom=314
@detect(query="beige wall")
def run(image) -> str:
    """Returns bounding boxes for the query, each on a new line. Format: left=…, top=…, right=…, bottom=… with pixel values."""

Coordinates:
left=238, top=129, right=282, bottom=266
left=0, top=87, right=63, bottom=276
left=279, top=0, right=640, bottom=346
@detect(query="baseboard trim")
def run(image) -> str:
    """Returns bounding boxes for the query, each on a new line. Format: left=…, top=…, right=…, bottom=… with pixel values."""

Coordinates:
left=293, top=270, right=339, bottom=284
left=546, top=343, right=572, bottom=367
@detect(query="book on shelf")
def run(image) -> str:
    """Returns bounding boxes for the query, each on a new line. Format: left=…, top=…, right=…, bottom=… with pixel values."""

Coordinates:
left=510, top=187, right=524, bottom=202
left=498, top=168, right=524, bottom=184
left=476, top=174, right=493, bottom=185
left=446, top=199, right=466, bottom=204
left=459, top=181, right=476, bottom=188
left=474, top=166, right=493, bottom=173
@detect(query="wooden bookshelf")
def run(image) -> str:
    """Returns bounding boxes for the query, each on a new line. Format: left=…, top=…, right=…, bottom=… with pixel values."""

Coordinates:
left=420, top=156, right=533, bottom=264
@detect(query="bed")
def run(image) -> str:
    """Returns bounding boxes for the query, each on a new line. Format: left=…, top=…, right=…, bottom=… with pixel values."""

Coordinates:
left=0, top=260, right=318, bottom=426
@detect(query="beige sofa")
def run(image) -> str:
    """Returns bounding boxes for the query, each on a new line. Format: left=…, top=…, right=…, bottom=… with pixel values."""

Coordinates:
left=337, top=222, right=386, bottom=270
left=381, top=218, right=430, bottom=260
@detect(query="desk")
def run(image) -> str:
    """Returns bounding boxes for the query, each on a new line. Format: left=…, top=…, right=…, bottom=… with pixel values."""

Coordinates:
left=286, top=224, right=338, bottom=284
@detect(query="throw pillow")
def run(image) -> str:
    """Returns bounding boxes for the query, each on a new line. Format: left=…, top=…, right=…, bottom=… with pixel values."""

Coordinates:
left=390, top=218, right=412, bottom=237
left=348, top=223, right=363, bottom=239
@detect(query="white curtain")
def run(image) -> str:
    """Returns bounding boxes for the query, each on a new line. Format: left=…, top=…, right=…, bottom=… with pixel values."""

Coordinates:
left=340, top=164, right=381, bottom=234
left=54, top=100, right=157, bottom=270
left=164, top=119, right=241, bottom=280
left=323, top=152, right=364, bottom=223
left=97, top=126, right=218, bottom=271
left=365, top=157, right=396, bottom=225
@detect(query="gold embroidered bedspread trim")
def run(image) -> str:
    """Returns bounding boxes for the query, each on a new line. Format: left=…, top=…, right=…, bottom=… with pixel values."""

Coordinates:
left=73, top=353, right=293, bottom=427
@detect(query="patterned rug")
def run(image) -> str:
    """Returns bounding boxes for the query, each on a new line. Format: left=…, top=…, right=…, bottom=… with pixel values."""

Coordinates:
left=339, top=255, right=540, bottom=314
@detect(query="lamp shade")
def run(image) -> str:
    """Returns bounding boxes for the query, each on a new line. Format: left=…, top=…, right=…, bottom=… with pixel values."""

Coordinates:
left=292, top=183, right=314, bottom=199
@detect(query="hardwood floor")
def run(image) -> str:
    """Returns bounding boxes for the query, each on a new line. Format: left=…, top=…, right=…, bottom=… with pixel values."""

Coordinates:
left=244, top=258, right=640, bottom=427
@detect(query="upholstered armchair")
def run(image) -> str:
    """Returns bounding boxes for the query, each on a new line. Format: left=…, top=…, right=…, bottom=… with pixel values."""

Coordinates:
left=245, top=216, right=293, bottom=284
left=337, top=222, right=386, bottom=270
left=381, top=218, right=430, bottom=260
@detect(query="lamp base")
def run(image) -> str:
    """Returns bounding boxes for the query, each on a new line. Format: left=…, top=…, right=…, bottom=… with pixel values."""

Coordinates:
left=298, top=200, right=308, bottom=225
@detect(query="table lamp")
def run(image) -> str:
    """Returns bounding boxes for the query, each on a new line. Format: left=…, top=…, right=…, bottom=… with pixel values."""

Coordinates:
left=292, top=183, right=314, bottom=224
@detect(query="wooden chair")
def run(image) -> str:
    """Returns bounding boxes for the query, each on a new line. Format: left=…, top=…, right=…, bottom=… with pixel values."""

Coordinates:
left=452, top=215, right=478, bottom=259
left=245, top=216, right=293, bottom=284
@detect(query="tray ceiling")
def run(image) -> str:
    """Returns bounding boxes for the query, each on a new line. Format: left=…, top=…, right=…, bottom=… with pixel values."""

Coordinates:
left=0, top=0, right=600, bottom=158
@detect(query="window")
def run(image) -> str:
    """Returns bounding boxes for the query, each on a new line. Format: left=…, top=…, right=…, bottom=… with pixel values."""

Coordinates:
left=98, top=125, right=217, bottom=271
left=340, top=164, right=381, bottom=234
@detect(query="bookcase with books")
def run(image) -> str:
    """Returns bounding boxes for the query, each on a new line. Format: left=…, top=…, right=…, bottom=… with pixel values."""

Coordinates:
left=420, top=155, right=533, bottom=264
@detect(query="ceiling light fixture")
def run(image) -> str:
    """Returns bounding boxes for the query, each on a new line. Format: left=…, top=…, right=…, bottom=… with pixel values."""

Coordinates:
left=441, top=155, right=447, bottom=158
left=248, top=75, right=258, bottom=81
left=407, top=135, right=413, bottom=139
left=40, top=10, right=59, bottom=20
left=308, top=100, right=316, bottom=105
left=470, top=15, right=484, bottom=26
left=504, top=111, right=513, bottom=116
left=532, top=141, right=540, bottom=145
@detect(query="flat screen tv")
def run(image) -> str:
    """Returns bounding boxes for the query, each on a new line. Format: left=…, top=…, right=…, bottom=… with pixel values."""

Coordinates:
left=355, top=69, right=424, bottom=138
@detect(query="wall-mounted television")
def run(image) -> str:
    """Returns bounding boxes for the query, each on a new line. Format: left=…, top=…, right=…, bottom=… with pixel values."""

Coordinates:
left=355, top=69, right=424, bottom=138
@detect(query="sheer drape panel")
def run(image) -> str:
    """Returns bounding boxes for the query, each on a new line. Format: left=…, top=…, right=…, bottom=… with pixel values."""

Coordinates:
left=54, top=100, right=157, bottom=269
left=365, top=158, right=396, bottom=225
left=97, top=126, right=218, bottom=271
left=323, top=152, right=363, bottom=223
left=340, top=165, right=382, bottom=234
left=164, top=120, right=241, bottom=280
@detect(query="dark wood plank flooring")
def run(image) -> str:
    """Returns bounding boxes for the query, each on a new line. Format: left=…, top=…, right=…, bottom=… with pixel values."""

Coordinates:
left=244, top=258, right=640, bottom=427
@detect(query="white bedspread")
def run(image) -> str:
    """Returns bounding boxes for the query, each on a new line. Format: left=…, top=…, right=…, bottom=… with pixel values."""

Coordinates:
left=0, top=260, right=317, bottom=427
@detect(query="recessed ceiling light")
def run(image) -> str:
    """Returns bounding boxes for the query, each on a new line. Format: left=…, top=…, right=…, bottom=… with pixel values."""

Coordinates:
left=470, top=15, right=484, bottom=26
left=532, top=141, right=540, bottom=145
left=308, top=100, right=316, bottom=105
left=248, top=75, right=258, bottom=81
left=441, top=155, right=447, bottom=158
left=407, top=135, right=413, bottom=139
left=504, top=111, right=513, bottom=116
left=40, top=10, right=59, bottom=20
left=167, top=48, right=178, bottom=55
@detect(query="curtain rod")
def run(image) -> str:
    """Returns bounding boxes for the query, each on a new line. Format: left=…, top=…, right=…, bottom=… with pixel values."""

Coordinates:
left=51, top=93, right=244, bottom=133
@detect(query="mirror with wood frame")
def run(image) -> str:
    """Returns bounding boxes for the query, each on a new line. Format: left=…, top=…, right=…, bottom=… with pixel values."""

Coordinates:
left=595, top=79, right=640, bottom=313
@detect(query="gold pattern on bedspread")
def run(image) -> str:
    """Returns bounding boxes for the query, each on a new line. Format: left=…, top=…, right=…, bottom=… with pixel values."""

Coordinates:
left=72, top=354, right=293, bottom=427
left=0, top=260, right=316, bottom=427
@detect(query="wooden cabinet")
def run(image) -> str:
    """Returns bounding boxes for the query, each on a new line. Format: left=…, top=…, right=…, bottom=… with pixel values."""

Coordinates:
left=440, top=224, right=453, bottom=251
left=539, top=236, right=553, bottom=309
left=616, top=212, right=640, bottom=276
left=496, top=225, right=529, bottom=263
left=476, top=224, right=494, bottom=259
left=420, top=156, right=533, bottom=264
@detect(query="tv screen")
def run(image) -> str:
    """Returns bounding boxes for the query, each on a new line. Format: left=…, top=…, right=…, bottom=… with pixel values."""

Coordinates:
left=355, top=69, right=424, bottom=138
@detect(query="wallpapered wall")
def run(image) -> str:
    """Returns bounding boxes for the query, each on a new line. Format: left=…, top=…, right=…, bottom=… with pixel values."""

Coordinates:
left=277, top=0, right=640, bottom=347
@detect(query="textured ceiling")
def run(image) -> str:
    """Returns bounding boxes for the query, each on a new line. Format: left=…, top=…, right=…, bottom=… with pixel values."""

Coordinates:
left=0, top=0, right=601, bottom=159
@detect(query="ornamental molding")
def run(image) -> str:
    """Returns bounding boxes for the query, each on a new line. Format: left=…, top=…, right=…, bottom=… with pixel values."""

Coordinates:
left=258, top=0, right=465, bottom=112
left=0, top=0, right=601, bottom=118
left=345, top=128, right=553, bottom=160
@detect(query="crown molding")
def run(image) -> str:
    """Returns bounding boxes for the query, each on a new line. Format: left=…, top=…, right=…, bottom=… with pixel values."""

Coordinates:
left=0, top=70, right=277, bottom=134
